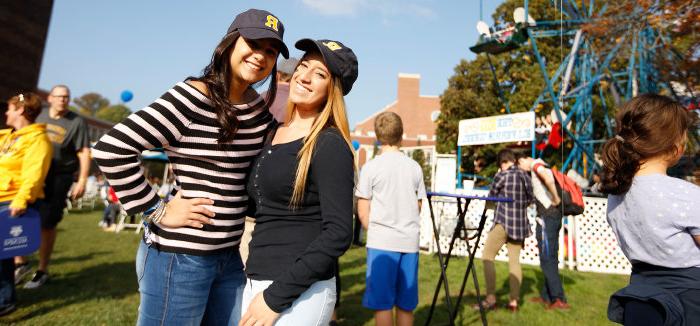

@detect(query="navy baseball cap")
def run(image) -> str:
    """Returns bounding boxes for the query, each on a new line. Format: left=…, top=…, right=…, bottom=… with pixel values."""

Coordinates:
left=227, top=9, right=289, bottom=59
left=295, top=39, right=358, bottom=95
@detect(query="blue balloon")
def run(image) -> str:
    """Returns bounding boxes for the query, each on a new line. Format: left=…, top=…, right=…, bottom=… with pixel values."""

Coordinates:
left=352, top=140, right=360, bottom=151
left=120, top=90, right=134, bottom=103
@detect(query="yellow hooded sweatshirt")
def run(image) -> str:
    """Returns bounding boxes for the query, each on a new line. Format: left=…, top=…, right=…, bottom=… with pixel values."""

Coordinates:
left=0, top=123, right=53, bottom=210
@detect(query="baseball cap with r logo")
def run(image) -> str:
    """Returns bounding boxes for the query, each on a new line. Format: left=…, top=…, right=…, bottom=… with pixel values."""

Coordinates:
left=227, top=9, right=289, bottom=58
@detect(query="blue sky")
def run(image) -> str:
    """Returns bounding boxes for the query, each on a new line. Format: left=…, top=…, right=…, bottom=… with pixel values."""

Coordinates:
left=38, top=0, right=502, bottom=127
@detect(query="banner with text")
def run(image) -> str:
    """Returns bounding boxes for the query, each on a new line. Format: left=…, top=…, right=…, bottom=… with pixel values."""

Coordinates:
left=458, top=111, right=535, bottom=146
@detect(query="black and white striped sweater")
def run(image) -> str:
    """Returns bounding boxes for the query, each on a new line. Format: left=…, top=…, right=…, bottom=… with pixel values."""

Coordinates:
left=93, top=81, right=272, bottom=255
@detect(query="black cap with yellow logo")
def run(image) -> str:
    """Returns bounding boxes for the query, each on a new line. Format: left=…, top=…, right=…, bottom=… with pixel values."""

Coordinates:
left=295, top=38, right=358, bottom=95
left=227, top=9, right=289, bottom=59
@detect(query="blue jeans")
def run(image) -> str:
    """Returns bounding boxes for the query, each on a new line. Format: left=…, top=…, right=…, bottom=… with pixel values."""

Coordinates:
left=0, top=203, right=16, bottom=309
left=535, top=203, right=567, bottom=302
left=0, top=258, right=14, bottom=309
left=136, top=240, right=245, bottom=326
left=242, top=278, right=336, bottom=326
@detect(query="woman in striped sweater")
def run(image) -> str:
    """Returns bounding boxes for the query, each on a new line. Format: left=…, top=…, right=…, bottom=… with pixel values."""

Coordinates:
left=93, top=9, right=288, bottom=326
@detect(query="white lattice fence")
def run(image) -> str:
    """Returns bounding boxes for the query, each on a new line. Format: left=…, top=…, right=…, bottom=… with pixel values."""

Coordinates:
left=419, top=190, right=562, bottom=268
left=574, top=197, right=631, bottom=274
left=420, top=191, right=631, bottom=275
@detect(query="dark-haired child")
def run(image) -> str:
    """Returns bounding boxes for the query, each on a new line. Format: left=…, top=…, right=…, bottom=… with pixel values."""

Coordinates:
left=601, top=94, right=700, bottom=325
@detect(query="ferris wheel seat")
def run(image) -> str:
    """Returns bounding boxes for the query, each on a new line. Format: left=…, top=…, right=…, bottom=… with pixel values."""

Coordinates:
left=470, top=27, right=529, bottom=54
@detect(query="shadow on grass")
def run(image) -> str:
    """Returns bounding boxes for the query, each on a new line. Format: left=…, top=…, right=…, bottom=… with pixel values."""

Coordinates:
left=414, top=294, right=485, bottom=326
left=48, top=252, right=110, bottom=265
left=518, top=267, right=578, bottom=303
left=339, top=254, right=366, bottom=271
left=337, top=290, right=374, bottom=325
left=336, top=248, right=373, bottom=325
left=9, top=261, right=137, bottom=323
left=490, top=274, right=539, bottom=303
left=337, top=269, right=373, bottom=325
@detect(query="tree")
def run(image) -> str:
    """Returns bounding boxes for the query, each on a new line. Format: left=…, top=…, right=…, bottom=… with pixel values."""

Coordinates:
left=584, top=0, right=700, bottom=87
left=437, top=0, right=567, bottom=174
left=411, top=149, right=432, bottom=191
left=74, top=92, right=110, bottom=117
left=438, top=0, right=698, bottom=180
left=95, top=104, right=132, bottom=123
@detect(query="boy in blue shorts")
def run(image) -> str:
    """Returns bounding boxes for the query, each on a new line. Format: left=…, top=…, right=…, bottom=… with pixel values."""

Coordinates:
left=356, top=112, right=426, bottom=326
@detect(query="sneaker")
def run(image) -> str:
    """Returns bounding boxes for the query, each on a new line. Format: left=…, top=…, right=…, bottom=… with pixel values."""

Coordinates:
left=0, top=304, right=16, bottom=317
left=23, top=271, right=49, bottom=289
left=546, top=299, right=571, bottom=310
left=14, top=263, right=32, bottom=285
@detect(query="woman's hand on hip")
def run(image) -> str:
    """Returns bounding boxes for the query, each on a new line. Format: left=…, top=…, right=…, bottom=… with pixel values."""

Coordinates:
left=240, top=293, right=280, bottom=326
left=160, top=192, right=215, bottom=228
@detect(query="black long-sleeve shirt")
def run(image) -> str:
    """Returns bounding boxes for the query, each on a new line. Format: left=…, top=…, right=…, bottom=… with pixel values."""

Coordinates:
left=245, top=127, right=354, bottom=313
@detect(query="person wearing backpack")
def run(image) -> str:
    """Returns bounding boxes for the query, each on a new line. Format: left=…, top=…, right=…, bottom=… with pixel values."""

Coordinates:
left=516, top=154, right=570, bottom=310
left=476, top=149, right=533, bottom=312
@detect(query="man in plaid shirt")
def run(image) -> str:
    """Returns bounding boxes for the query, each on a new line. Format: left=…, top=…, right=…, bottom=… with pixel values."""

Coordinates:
left=477, top=149, right=533, bottom=312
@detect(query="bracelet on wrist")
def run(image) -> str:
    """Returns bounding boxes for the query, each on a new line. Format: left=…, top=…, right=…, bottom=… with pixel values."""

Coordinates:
left=145, top=200, right=165, bottom=223
left=152, top=203, right=167, bottom=224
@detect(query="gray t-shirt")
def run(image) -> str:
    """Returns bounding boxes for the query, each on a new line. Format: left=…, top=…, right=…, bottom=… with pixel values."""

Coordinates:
left=36, top=109, right=89, bottom=174
left=607, top=174, right=700, bottom=268
left=356, top=151, right=427, bottom=253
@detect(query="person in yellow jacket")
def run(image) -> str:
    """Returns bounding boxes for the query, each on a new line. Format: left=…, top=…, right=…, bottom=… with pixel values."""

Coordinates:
left=0, top=92, right=52, bottom=317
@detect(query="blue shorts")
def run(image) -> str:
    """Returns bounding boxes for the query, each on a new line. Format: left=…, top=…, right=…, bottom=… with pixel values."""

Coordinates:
left=362, top=248, right=419, bottom=311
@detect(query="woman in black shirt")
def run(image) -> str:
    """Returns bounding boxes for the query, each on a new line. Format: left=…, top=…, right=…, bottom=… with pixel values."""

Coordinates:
left=239, top=39, right=358, bottom=326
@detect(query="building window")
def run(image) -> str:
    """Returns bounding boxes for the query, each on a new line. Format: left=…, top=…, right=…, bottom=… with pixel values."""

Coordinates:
left=430, top=110, right=441, bottom=122
left=418, top=134, right=428, bottom=140
left=367, top=131, right=376, bottom=137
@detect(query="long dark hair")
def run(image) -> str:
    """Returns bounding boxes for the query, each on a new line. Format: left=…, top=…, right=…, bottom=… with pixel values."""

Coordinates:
left=600, top=94, right=697, bottom=195
left=192, top=31, right=278, bottom=143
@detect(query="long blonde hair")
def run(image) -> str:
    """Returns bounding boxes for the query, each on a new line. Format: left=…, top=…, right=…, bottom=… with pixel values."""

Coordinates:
left=287, top=76, right=355, bottom=207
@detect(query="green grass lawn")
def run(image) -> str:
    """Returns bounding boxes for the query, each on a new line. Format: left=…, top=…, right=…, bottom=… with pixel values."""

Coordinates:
left=1, top=210, right=628, bottom=325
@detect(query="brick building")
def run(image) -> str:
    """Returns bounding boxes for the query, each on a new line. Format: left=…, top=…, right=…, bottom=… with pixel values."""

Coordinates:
left=352, top=73, right=440, bottom=188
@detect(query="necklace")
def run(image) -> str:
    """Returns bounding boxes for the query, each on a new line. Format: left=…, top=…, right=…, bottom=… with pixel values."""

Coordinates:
left=0, top=133, right=19, bottom=156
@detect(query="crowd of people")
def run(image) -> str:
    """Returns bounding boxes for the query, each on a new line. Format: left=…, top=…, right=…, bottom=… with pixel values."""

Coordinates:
left=475, top=94, right=699, bottom=325
left=1, top=6, right=698, bottom=326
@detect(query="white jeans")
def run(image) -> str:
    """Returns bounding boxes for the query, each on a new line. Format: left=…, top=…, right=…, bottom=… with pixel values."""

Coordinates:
left=241, top=277, right=336, bottom=326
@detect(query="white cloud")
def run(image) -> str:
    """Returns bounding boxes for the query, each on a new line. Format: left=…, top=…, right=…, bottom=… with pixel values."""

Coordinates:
left=301, top=0, right=366, bottom=16
left=301, top=0, right=436, bottom=19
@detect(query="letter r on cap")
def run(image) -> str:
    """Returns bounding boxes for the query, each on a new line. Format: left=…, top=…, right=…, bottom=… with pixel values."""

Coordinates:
left=265, top=15, right=279, bottom=31
left=322, top=41, right=342, bottom=51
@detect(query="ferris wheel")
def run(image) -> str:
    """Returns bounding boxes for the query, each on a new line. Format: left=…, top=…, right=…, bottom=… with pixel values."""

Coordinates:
left=469, top=0, right=696, bottom=176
